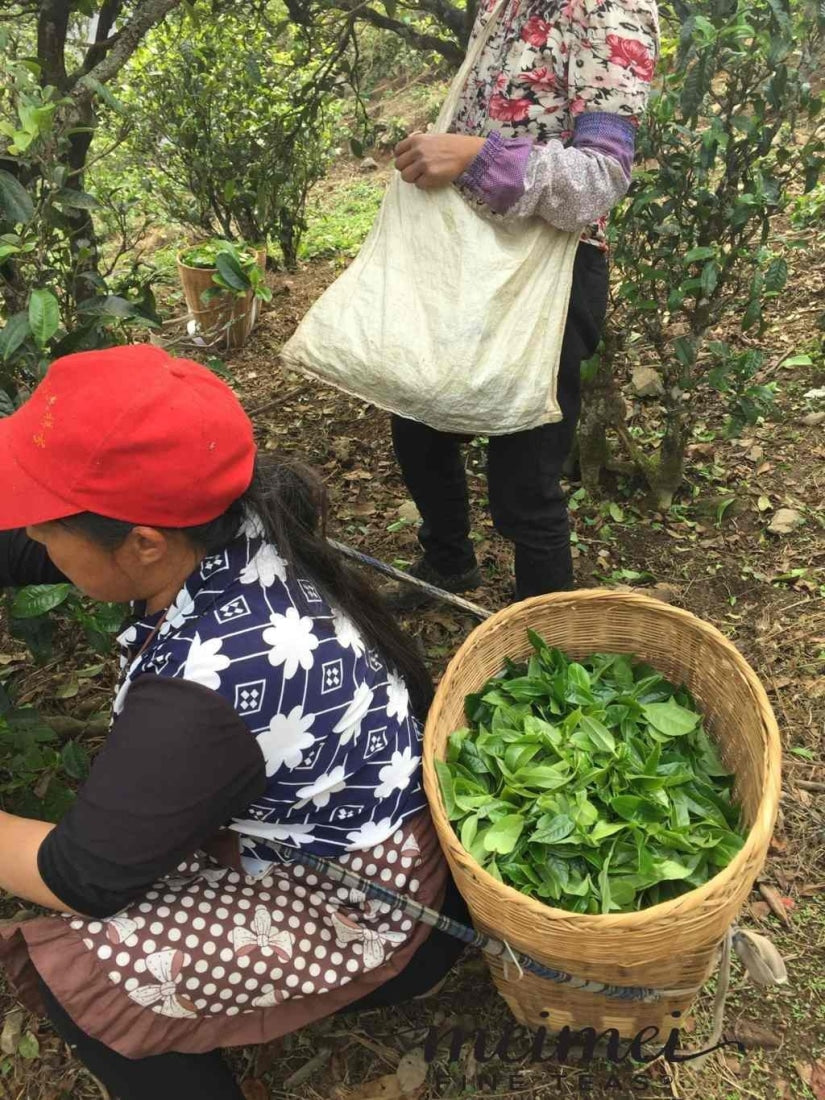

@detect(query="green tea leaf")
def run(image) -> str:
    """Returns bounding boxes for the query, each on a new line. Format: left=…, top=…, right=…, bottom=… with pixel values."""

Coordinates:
left=0, top=169, right=34, bottom=224
left=0, top=311, right=32, bottom=362
left=643, top=700, right=700, bottom=737
left=28, top=288, right=60, bottom=347
left=530, top=814, right=575, bottom=845
left=460, top=814, right=478, bottom=852
left=435, top=760, right=456, bottom=819
left=11, top=583, right=73, bottom=618
left=483, top=814, right=525, bottom=855
left=17, top=1031, right=39, bottom=1060
left=61, top=740, right=89, bottom=780
left=579, top=715, right=616, bottom=753
left=214, top=251, right=250, bottom=292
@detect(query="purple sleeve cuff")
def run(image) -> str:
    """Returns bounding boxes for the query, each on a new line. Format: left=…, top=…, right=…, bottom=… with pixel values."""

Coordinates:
left=458, top=130, right=534, bottom=214
left=571, top=112, right=636, bottom=178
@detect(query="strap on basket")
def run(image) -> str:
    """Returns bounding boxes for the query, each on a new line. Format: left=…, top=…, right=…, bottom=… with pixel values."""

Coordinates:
left=246, top=836, right=662, bottom=1003
left=237, top=838, right=790, bottom=1026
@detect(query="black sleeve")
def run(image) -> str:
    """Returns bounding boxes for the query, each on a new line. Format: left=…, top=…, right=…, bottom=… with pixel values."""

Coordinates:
left=0, top=529, right=68, bottom=587
left=37, top=675, right=266, bottom=918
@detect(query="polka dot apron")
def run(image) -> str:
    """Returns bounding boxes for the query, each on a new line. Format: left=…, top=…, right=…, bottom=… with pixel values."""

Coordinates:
left=0, top=813, right=447, bottom=1057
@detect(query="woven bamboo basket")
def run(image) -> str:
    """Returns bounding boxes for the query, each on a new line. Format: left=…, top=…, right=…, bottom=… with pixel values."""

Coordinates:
left=176, top=247, right=266, bottom=350
left=423, top=590, right=781, bottom=1037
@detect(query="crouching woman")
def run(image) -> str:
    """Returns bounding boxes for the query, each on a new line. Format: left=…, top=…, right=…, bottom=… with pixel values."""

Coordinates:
left=0, top=347, right=466, bottom=1099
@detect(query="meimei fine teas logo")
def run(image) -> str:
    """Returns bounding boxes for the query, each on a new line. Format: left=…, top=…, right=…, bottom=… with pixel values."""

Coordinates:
left=32, top=392, right=58, bottom=448
left=423, top=1013, right=745, bottom=1069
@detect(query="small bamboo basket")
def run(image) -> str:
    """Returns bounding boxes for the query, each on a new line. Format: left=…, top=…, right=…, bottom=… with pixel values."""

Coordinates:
left=176, top=248, right=267, bottom=351
left=423, top=590, right=781, bottom=1037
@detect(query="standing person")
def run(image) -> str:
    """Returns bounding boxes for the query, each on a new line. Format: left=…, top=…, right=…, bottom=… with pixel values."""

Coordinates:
left=0, top=346, right=467, bottom=1100
left=389, top=0, right=659, bottom=603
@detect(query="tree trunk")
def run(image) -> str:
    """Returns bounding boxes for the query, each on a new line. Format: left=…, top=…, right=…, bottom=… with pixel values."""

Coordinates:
left=646, top=404, right=688, bottom=510
left=64, top=106, right=101, bottom=306
left=577, top=334, right=626, bottom=494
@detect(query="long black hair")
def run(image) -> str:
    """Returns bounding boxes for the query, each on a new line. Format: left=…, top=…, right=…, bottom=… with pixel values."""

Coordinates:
left=61, top=455, right=434, bottom=718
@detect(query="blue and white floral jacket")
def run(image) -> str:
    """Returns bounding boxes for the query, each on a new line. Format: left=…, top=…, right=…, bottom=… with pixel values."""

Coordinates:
left=115, top=519, right=427, bottom=875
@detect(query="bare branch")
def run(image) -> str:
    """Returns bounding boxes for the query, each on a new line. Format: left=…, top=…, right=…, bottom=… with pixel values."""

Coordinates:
left=81, top=0, right=126, bottom=74
left=406, top=0, right=465, bottom=41
left=70, top=0, right=184, bottom=101
left=356, top=5, right=462, bottom=65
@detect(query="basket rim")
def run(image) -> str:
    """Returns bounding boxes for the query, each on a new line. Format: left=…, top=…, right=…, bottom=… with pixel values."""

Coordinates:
left=422, top=588, right=782, bottom=931
left=176, top=246, right=268, bottom=272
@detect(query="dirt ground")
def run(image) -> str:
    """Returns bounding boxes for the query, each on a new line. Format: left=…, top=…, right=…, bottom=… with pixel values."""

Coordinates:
left=0, top=167, right=823, bottom=1099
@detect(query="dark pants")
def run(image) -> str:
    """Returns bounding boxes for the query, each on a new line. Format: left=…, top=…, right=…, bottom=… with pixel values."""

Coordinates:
left=392, top=243, right=609, bottom=599
left=37, top=876, right=469, bottom=1099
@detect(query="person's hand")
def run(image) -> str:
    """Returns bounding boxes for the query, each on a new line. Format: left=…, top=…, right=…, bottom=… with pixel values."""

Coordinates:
left=393, top=133, right=486, bottom=189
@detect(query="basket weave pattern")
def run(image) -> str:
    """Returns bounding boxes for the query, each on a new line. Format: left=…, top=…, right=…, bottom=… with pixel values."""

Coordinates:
left=423, top=591, right=781, bottom=1036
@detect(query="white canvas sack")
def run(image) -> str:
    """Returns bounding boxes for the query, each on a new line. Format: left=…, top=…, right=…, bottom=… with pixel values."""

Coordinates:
left=280, top=0, right=580, bottom=436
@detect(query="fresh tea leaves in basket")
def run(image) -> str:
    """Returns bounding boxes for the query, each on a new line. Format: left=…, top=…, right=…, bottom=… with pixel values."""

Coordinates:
left=435, top=630, right=746, bottom=915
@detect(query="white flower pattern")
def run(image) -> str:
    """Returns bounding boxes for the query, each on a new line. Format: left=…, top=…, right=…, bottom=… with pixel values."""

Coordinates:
left=262, top=607, right=319, bottom=679
left=159, top=585, right=196, bottom=636
left=375, top=747, right=420, bottom=800
left=181, top=633, right=231, bottom=691
left=256, top=706, right=315, bottom=776
left=333, top=682, right=374, bottom=746
left=240, top=543, right=287, bottom=589
left=295, top=765, right=348, bottom=809
left=345, top=817, right=400, bottom=850
left=386, top=670, right=410, bottom=722
left=331, top=607, right=366, bottom=657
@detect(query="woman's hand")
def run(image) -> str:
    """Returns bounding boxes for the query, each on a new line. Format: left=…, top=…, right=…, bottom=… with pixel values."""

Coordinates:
left=393, top=133, right=486, bottom=189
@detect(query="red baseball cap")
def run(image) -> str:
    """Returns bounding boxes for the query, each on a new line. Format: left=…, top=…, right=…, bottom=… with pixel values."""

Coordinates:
left=0, top=345, right=256, bottom=530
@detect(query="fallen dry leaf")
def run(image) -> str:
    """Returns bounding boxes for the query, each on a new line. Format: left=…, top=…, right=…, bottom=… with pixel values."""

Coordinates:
left=775, top=868, right=792, bottom=893
left=723, top=1053, right=745, bottom=1076
left=795, top=1061, right=814, bottom=1088
left=768, top=508, right=803, bottom=535
left=800, top=883, right=825, bottom=897
left=397, top=500, right=421, bottom=524
left=0, top=1010, right=23, bottom=1056
left=345, top=1074, right=407, bottom=1100
left=241, top=1080, right=269, bottom=1100
left=758, top=882, right=793, bottom=927
left=749, top=901, right=772, bottom=920
left=811, top=1060, right=825, bottom=1100
left=396, top=1049, right=429, bottom=1096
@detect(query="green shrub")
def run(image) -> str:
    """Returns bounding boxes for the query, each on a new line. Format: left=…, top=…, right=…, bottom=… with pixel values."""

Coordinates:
left=119, top=3, right=341, bottom=268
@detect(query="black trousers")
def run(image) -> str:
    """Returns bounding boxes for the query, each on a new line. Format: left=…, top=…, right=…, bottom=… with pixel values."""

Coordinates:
left=392, top=243, right=609, bottom=599
left=37, top=875, right=470, bottom=1099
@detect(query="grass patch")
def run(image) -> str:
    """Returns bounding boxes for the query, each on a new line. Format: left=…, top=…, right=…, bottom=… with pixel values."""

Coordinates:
left=299, top=176, right=385, bottom=262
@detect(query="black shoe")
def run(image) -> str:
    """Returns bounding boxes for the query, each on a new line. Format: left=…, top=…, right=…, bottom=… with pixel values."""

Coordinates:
left=382, top=557, right=482, bottom=612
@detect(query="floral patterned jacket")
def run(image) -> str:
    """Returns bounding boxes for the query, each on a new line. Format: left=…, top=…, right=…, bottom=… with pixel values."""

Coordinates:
left=451, top=0, right=660, bottom=248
